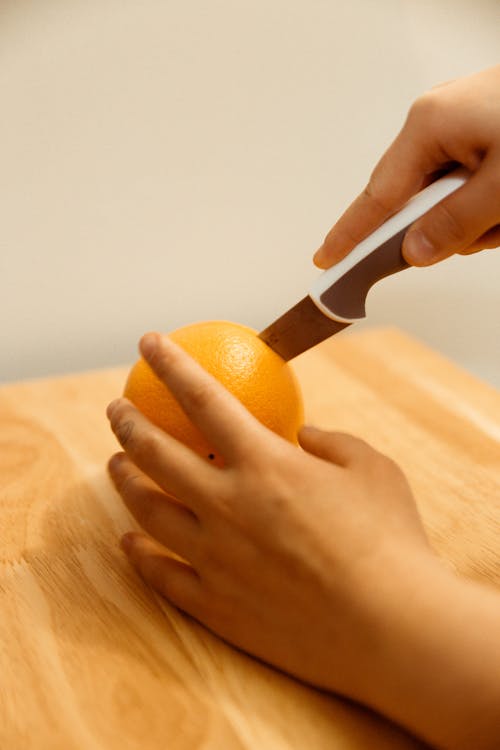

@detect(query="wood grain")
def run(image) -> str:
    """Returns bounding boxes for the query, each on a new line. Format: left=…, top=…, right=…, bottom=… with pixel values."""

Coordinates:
left=1, top=327, right=499, bottom=750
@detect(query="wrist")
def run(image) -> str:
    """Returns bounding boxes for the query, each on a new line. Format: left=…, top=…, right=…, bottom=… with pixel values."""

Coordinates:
left=350, top=554, right=500, bottom=749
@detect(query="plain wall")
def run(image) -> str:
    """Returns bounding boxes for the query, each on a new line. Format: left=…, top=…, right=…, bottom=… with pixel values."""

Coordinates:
left=1, top=0, right=499, bottom=385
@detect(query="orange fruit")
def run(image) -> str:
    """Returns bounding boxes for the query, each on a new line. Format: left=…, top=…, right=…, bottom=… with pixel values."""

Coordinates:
left=123, top=320, right=304, bottom=465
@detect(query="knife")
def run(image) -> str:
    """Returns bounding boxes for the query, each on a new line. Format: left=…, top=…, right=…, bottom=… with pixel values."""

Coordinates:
left=259, top=167, right=469, bottom=360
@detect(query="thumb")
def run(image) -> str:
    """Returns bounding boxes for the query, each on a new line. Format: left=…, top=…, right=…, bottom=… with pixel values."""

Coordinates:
left=298, top=426, right=373, bottom=467
left=402, top=155, right=500, bottom=266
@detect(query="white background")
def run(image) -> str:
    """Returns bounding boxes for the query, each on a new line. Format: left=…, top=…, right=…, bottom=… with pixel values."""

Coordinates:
left=1, top=0, right=499, bottom=385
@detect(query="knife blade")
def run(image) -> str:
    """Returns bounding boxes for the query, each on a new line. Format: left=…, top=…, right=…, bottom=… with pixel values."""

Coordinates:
left=259, top=167, right=469, bottom=361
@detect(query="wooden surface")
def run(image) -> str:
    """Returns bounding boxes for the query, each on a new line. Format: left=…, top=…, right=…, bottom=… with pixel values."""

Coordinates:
left=1, top=327, right=500, bottom=750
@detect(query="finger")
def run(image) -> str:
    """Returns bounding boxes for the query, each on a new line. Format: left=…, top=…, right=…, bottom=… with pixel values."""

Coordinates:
left=107, top=397, right=218, bottom=511
left=298, top=426, right=374, bottom=467
left=314, top=114, right=440, bottom=269
left=403, top=155, right=500, bottom=265
left=121, top=532, right=205, bottom=617
left=459, top=225, right=500, bottom=254
left=139, top=332, right=268, bottom=463
left=108, top=452, right=202, bottom=564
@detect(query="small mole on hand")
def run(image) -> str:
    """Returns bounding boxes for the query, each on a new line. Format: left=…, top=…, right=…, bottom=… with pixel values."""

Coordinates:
left=208, top=453, right=215, bottom=461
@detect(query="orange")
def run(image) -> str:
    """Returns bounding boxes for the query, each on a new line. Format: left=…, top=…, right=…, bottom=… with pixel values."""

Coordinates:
left=123, top=320, right=304, bottom=465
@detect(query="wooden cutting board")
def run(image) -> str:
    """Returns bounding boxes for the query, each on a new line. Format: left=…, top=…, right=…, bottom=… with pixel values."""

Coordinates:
left=1, top=328, right=500, bottom=750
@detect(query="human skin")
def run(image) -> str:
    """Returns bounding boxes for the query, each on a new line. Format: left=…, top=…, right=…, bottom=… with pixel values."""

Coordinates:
left=107, top=332, right=500, bottom=749
left=314, top=65, right=500, bottom=269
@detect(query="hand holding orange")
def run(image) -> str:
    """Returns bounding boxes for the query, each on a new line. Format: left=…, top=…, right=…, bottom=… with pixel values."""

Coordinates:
left=123, top=321, right=304, bottom=466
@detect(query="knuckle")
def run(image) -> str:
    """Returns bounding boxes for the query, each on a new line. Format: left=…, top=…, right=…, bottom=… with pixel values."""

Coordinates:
left=408, top=94, right=427, bottom=118
left=408, top=89, right=456, bottom=141
left=114, top=411, right=164, bottom=459
left=408, top=91, right=439, bottom=120
left=184, top=380, right=216, bottom=412
left=337, top=433, right=374, bottom=461
left=378, top=452, right=399, bottom=472
left=362, top=180, right=394, bottom=215
left=149, top=347, right=175, bottom=379
left=114, top=468, right=140, bottom=495
left=115, top=419, right=135, bottom=447
left=348, top=434, right=372, bottom=452
left=372, top=451, right=403, bottom=479
left=134, top=428, right=163, bottom=460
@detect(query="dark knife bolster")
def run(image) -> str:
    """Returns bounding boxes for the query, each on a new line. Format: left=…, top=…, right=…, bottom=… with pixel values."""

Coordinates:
left=320, top=225, right=411, bottom=320
left=259, top=225, right=411, bottom=360
left=259, top=296, right=350, bottom=361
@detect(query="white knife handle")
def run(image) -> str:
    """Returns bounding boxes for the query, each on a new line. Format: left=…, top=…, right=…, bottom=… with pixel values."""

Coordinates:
left=310, top=167, right=470, bottom=323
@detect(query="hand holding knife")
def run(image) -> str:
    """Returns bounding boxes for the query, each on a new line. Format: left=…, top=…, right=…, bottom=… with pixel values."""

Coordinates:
left=259, top=168, right=469, bottom=360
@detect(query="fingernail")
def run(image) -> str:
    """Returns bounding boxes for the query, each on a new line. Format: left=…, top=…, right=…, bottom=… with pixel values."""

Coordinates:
left=106, top=399, right=120, bottom=418
left=140, top=332, right=158, bottom=358
left=313, top=245, right=327, bottom=268
left=403, top=230, right=436, bottom=265
left=313, top=246, right=325, bottom=266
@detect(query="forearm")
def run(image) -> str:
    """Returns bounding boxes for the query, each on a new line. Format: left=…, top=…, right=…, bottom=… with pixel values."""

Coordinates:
left=353, top=557, right=500, bottom=749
